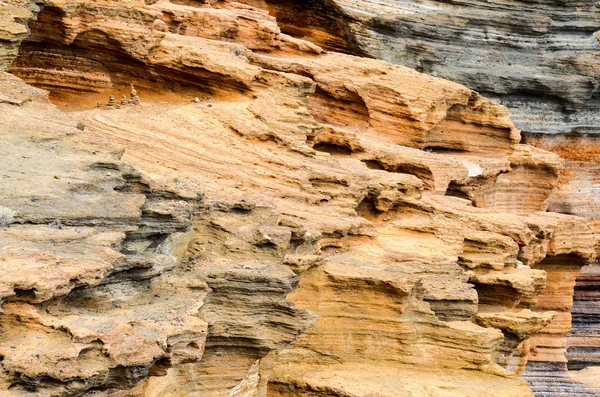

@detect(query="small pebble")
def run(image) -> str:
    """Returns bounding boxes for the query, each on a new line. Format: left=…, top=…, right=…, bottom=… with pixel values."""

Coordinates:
left=194, top=97, right=200, bottom=103
left=207, top=103, right=213, bottom=108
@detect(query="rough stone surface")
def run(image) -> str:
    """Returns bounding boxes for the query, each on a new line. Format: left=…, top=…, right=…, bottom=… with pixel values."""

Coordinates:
left=227, top=1, right=600, bottom=394
left=241, top=0, right=600, bottom=136
left=0, top=0, right=39, bottom=72
left=521, top=133, right=600, bottom=395
left=0, top=1, right=597, bottom=396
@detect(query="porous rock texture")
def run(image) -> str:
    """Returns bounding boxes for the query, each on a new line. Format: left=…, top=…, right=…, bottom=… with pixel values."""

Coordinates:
left=0, top=1, right=597, bottom=396
left=520, top=133, right=600, bottom=396
left=227, top=1, right=600, bottom=395
left=244, top=0, right=600, bottom=136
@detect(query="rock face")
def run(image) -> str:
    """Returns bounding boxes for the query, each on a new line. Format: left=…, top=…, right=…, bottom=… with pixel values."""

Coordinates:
left=0, top=0, right=597, bottom=396
left=228, top=1, right=600, bottom=394
left=0, top=73, right=208, bottom=394
left=520, top=133, right=600, bottom=396
left=0, top=0, right=39, bottom=72
left=242, top=0, right=600, bottom=136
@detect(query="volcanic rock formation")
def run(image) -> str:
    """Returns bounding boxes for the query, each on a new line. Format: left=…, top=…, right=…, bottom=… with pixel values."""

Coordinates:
left=0, top=0, right=598, bottom=396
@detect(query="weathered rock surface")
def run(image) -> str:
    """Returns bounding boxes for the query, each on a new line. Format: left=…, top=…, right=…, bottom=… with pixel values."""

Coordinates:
left=0, top=0, right=39, bottom=72
left=0, top=0, right=597, bottom=396
left=242, top=0, right=600, bottom=136
left=520, top=133, right=600, bottom=395
left=231, top=1, right=600, bottom=394
left=0, top=74, right=208, bottom=395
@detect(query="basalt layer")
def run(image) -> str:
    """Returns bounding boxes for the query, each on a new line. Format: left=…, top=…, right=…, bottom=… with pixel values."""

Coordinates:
left=0, top=1, right=597, bottom=396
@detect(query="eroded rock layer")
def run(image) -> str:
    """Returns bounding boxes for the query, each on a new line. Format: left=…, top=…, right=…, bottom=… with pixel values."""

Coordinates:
left=521, top=133, right=600, bottom=395
left=0, top=0, right=39, bottom=72
left=230, top=1, right=600, bottom=394
left=236, top=0, right=600, bottom=136
left=0, top=0, right=597, bottom=396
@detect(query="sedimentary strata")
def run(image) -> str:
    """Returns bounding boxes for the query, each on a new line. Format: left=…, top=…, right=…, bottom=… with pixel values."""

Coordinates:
left=241, top=0, right=600, bottom=136
left=0, top=0, right=597, bottom=396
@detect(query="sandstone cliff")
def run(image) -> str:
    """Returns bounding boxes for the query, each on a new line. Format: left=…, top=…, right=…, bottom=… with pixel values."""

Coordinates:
left=224, top=1, right=600, bottom=394
left=0, top=1, right=597, bottom=396
left=244, top=0, right=600, bottom=136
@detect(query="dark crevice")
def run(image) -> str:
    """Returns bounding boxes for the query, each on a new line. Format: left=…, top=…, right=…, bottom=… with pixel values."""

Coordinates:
left=255, top=241, right=278, bottom=250
left=533, top=254, right=589, bottom=268
left=355, top=195, right=381, bottom=220
left=423, top=146, right=468, bottom=154
left=148, top=358, right=172, bottom=377
left=473, top=283, right=521, bottom=307
left=361, top=159, right=435, bottom=190
left=308, top=87, right=370, bottom=129
left=444, top=181, right=473, bottom=202
left=312, top=142, right=353, bottom=156
left=236, top=0, right=368, bottom=56
left=361, top=160, right=385, bottom=170
left=12, top=288, right=37, bottom=301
